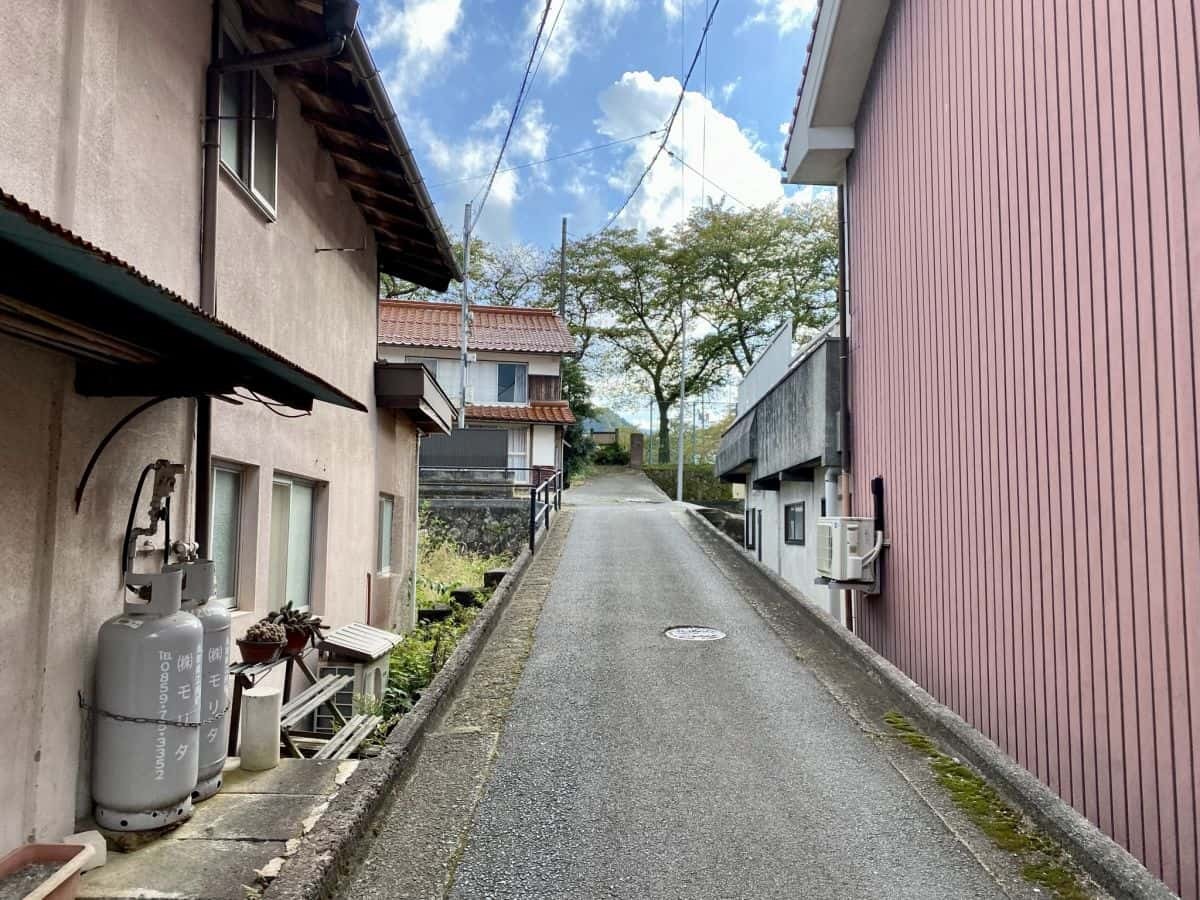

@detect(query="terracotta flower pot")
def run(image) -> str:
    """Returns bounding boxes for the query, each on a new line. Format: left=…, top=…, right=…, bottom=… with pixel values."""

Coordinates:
left=0, top=842, right=94, bottom=900
left=236, top=638, right=283, bottom=664
left=283, top=629, right=309, bottom=656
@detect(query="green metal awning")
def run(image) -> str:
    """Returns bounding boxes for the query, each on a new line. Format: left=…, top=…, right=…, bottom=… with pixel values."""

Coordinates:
left=0, top=189, right=364, bottom=412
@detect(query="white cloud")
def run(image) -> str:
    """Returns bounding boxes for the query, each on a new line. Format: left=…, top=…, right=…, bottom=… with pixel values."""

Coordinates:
left=367, top=0, right=465, bottom=102
left=525, top=0, right=635, bottom=82
left=595, top=71, right=788, bottom=233
left=744, top=0, right=817, bottom=34
left=662, top=0, right=682, bottom=20
left=416, top=100, right=553, bottom=242
left=719, top=78, right=741, bottom=103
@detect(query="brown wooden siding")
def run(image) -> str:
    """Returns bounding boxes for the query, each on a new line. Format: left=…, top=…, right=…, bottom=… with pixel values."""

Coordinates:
left=529, top=374, right=561, bottom=402
left=846, top=2, right=1199, bottom=896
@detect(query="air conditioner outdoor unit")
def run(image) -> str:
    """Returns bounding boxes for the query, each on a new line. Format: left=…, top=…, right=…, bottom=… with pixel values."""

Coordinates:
left=816, top=516, right=882, bottom=583
left=312, top=656, right=390, bottom=735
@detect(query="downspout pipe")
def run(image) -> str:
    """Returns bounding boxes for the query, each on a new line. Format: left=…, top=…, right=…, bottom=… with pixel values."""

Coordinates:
left=837, top=182, right=853, bottom=633
left=196, top=2, right=357, bottom=550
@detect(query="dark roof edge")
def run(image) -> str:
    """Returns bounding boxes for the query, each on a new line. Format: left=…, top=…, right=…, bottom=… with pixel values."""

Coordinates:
left=347, top=29, right=462, bottom=284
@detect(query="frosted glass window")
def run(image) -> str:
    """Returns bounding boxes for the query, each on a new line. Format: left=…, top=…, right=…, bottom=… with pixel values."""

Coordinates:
left=377, top=495, right=394, bottom=573
left=269, top=476, right=315, bottom=611
left=210, top=467, right=241, bottom=608
left=507, top=428, right=528, bottom=480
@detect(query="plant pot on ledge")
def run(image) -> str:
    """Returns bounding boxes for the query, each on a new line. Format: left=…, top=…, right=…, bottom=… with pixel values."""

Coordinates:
left=237, top=621, right=286, bottom=664
left=265, top=602, right=328, bottom=657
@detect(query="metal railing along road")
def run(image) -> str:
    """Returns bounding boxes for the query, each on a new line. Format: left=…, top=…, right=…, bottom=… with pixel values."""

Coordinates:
left=529, top=470, right=563, bottom=552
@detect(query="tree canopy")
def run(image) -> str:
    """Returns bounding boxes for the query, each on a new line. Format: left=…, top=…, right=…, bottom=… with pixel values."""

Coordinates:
left=377, top=196, right=839, bottom=460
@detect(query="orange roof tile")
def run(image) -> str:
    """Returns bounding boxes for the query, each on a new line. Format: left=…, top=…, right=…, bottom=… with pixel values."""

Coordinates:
left=379, top=300, right=575, bottom=355
left=467, top=402, right=576, bottom=425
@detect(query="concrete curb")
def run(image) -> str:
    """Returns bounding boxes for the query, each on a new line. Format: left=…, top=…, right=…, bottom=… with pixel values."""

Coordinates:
left=262, top=539, right=539, bottom=900
left=684, top=506, right=1177, bottom=900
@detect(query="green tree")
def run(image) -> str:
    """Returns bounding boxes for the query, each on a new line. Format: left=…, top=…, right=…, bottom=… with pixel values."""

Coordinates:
left=591, top=228, right=728, bottom=463
left=676, top=198, right=839, bottom=374
left=560, top=357, right=596, bottom=476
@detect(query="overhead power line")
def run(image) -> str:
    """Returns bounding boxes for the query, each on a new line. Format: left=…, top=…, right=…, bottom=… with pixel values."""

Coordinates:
left=665, top=147, right=748, bottom=209
left=472, top=0, right=555, bottom=229
left=429, top=130, right=662, bottom=189
left=602, top=0, right=721, bottom=232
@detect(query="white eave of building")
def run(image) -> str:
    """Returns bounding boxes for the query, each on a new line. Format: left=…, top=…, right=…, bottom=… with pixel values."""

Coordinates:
left=782, top=0, right=892, bottom=186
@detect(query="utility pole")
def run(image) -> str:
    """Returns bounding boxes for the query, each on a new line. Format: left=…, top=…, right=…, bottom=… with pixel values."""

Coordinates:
left=690, top=396, right=697, bottom=464
left=558, top=216, right=567, bottom=319
left=676, top=293, right=687, bottom=501
left=458, top=202, right=471, bottom=429
left=648, top=401, right=655, bottom=465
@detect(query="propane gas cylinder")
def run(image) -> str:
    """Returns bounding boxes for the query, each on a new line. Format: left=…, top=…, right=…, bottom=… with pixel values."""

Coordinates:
left=168, top=560, right=231, bottom=802
left=92, top=569, right=202, bottom=831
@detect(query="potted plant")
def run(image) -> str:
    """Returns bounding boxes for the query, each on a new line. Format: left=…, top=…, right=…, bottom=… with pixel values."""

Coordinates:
left=266, top=602, right=328, bottom=655
left=237, top=620, right=286, bottom=664
left=0, top=841, right=95, bottom=900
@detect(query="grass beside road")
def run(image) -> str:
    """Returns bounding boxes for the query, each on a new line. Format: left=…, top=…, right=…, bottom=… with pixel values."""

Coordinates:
left=884, top=711, right=1091, bottom=899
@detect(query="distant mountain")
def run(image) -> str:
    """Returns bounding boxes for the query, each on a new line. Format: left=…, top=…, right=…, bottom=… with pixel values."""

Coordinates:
left=582, top=406, right=635, bottom=433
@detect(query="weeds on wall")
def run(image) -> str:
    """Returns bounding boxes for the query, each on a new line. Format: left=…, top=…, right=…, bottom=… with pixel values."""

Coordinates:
left=415, top=505, right=511, bottom=609
left=357, top=515, right=512, bottom=742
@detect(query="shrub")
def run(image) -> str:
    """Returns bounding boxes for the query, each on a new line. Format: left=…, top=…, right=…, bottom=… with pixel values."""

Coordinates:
left=594, top=443, right=631, bottom=466
left=641, top=464, right=732, bottom=502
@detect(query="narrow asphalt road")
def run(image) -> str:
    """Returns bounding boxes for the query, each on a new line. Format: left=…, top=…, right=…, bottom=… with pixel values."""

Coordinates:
left=438, top=471, right=1006, bottom=899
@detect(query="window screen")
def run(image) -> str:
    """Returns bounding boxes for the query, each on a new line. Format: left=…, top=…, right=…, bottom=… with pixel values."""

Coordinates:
left=377, top=495, right=394, bottom=573
left=210, top=467, right=241, bottom=608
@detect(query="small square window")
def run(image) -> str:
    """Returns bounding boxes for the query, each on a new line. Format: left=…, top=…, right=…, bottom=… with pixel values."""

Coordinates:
left=785, top=502, right=806, bottom=545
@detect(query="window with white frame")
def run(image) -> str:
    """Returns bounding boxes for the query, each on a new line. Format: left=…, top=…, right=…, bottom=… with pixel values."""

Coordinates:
left=219, top=29, right=278, bottom=213
left=497, top=363, right=527, bottom=403
left=377, top=494, right=394, bottom=574
left=210, top=465, right=242, bottom=608
left=269, top=475, right=315, bottom=611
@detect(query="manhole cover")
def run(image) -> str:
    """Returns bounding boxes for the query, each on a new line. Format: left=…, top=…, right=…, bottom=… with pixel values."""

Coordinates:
left=664, top=626, right=726, bottom=641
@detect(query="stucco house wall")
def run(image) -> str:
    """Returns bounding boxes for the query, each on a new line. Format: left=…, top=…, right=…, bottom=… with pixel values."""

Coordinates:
left=0, top=0, right=430, bottom=850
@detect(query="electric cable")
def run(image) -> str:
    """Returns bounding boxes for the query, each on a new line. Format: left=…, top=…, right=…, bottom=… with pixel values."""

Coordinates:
left=428, top=130, right=661, bottom=189
left=665, top=147, right=748, bottom=208
left=602, top=0, right=721, bottom=231
left=472, top=0, right=555, bottom=229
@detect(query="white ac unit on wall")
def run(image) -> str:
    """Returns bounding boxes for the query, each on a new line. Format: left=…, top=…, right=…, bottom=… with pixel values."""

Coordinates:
left=816, top=516, right=882, bottom=583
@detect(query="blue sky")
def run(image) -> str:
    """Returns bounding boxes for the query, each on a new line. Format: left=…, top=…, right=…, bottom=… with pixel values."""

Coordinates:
left=362, top=0, right=817, bottom=251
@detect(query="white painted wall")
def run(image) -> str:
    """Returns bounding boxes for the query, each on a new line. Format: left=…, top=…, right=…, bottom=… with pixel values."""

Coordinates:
left=746, top=471, right=841, bottom=619
left=531, top=424, right=557, bottom=467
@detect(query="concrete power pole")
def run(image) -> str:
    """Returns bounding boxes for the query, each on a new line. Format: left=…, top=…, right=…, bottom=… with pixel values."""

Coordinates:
left=559, top=217, right=567, bottom=319
left=459, top=202, right=471, bottom=429
left=676, top=294, right=687, bottom=501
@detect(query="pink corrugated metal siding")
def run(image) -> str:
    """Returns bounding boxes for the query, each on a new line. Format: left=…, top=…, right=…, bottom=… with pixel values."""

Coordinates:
left=846, top=1, right=1199, bottom=896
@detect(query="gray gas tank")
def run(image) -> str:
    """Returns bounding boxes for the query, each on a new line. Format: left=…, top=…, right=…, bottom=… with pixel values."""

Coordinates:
left=92, top=569, right=203, bottom=831
left=167, top=560, right=231, bottom=801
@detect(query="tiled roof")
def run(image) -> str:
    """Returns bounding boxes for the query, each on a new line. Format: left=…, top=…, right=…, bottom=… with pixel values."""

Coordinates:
left=467, top=402, right=576, bottom=425
left=379, top=300, right=575, bottom=355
